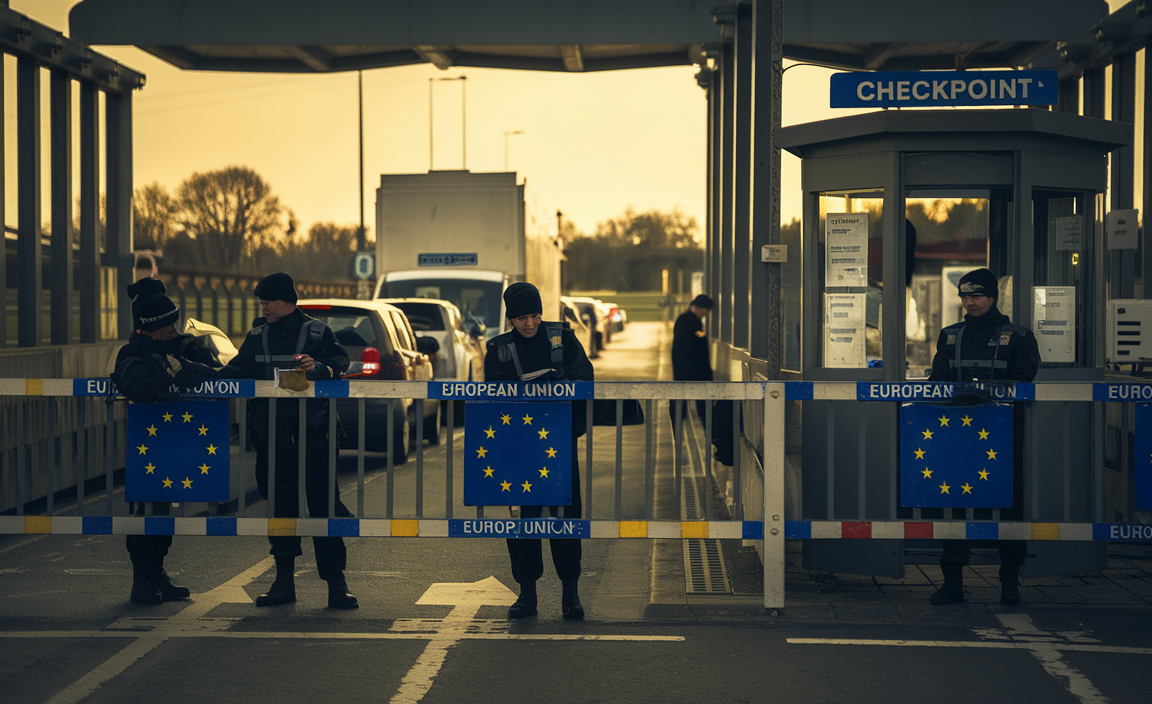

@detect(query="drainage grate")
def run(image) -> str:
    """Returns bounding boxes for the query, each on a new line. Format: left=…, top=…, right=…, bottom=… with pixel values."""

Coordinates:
left=683, top=538, right=731, bottom=594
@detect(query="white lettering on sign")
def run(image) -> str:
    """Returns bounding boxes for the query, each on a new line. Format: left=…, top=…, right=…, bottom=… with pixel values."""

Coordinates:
left=1110, top=524, right=1152, bottom=540
left=1106, top=385, right=1152, bottom=400
left=852, top=77, right=1038, bottom=104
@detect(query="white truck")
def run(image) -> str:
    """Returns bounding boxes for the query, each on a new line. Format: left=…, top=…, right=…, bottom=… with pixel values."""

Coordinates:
left=373, top=170, right=562, bottom=340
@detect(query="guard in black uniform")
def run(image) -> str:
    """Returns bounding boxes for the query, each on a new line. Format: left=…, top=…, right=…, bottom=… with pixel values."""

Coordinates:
left=485, top=282, right=594, bottom=620
left=112, top=278, right=220, bottom=604
left=927, top=268, right=1041, bottom=606
left=670, top=294, right=714, bottom=427
left=215, top=272, right=358, bottom=609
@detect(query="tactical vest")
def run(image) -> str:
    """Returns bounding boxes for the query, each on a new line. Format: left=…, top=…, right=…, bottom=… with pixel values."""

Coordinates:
left=496, top=322, right=566, bottom=379
left=941, top=321, right=1029, bottom=382
left=250, top=319, right=324, bottom=379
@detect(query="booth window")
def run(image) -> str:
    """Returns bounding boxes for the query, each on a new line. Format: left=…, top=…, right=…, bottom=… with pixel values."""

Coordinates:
left=1032, top=189, right=1093, bottom=368
left=817, top=190, right=883, bottom=368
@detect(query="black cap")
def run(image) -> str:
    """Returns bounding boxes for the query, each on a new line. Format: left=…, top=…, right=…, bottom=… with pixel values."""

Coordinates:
left=254, top=272, right=298, bottom=303
left=128, top=278, right=180, bottom=332
left=690, top=294, right=714, bottom=309
left=958, top=268, right=997, bottom=299
left=503, top=282, right=543, bottom=319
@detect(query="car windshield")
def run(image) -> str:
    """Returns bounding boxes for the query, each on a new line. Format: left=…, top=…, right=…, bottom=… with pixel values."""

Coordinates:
left=389, top=302, right=447, bottom=331
left=299, top=308, right=382, bottom=350
left=380, top=279, right=501, bottom=333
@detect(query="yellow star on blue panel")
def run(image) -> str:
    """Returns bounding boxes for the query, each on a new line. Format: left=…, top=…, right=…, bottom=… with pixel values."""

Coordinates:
left=146, top=425, right=158, bottom=437
left=198, top=424, right=209, bottom=436
left=538, top=428, right=549, bottom=439
left=476, top=446, right=488, bottom=458
left=162, top=477, right=173, bottom=488
left=913, top=448, right=926, bottom=460
left=483, top=466, right=494, bottom=477
left=961, top=483, right=973, bottom=494
left=546, top=447, right=557, bottom=458
left=182, top=412, right=193, bottom=423
left=938, top=415, right=950, bottom=427
left=939, top=481, right=951, bottom=494
left=500, top=480, right=512, bottom=492
left=206, top=444, right=218, bottom=455
left=199, top=463, right=210, bottom=475
left=521, top=480, right=532, bottom=492
left=978, top=469, right=990, bottom=481
left=522, top=414, right=533, bottom=425
left=501, top=414, right=511, bottom=425
left=921, top=467, right=932, bottom=478
left=181, top=477, right=193, bottom=489
left=484, top=426, right=496, bottom=439
left=137, top=444, right=149, bottom=455
left=986, top=448, right=998, bottom=460
left=961, top=415, right=973, bottom=427
left=978, top=428, right=990, bottom=440
left=922, top=428, right=933, bottom=440
left=145, top=463, right=156, bottom=475
left=539, top=467, right=549, bottom=478
left=161, top=412, right=173, bottom=423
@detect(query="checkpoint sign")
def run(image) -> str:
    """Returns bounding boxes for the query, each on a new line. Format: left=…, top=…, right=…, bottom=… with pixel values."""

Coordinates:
left=831, top=70, right=1057, bottom=108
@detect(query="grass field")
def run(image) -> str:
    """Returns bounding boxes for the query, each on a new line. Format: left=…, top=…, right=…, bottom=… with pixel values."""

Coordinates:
left=567, top=290, right=693, bottom=322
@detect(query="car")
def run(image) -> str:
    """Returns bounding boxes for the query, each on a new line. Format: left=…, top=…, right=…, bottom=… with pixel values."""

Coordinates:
left=560, top=298, right=596, bottom=359
left=296, top=299, right=438, bottom=460
left=603, top=302, right=626, bottom=333
left=565, top=296, right=612, bottom=351
left=378, top=298, right=482, bottom=383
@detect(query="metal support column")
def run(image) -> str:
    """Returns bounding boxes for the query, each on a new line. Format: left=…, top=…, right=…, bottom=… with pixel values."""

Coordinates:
left=731, top=3, right=753, bottom=352
left=0, top=63, right=5, bottom=348
left=79, top=82, right=100, bottom=344
left=1082, top=67, right=1106, bottom=119
left=1056, top=77, right=1079, bottom=114
left=1110, top=53, right=1136, bottom=299
left=17, top=57, right=42, bottom=348
left=719, top=41, right=735, bottom=345
left=709, top=67, right=723, bottom=339
left=106, top=90, right=135, bottom=339
left=749, top=0, right=782, bottom=372
left=1145, top=41, right=1152, bottom=299
left=50, top=70, right=74, bottom=346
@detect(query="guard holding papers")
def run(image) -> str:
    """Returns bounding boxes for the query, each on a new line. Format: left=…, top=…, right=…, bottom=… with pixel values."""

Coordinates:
left=484, top=282, right=594, bottom=620
left=925, top=268, right=1040, bottom=606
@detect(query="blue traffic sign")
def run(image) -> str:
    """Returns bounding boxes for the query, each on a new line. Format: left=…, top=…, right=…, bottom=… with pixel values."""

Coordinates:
left=831, top=70, right=1057, bottom=108
left=417, top=253, right=478, bottom=267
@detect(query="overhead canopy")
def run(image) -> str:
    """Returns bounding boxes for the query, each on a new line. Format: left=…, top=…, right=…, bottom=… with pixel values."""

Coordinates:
left=68, top=0, right=1109, bottom=73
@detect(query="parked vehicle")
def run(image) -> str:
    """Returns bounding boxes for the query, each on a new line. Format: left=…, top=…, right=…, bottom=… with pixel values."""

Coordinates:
left=373, top=170, right=561, bottom=341
left=296, top=299, right=438, bottom=460
left=378, top=297, right=481, bottom=382
left=560, top=298, right=596, bottom=359
left=565, top=296, right=611, bottom=352
left=604, top=302, right=627, bottom=333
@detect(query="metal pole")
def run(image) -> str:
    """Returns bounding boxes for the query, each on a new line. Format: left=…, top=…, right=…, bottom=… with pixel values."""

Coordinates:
left=428, top=77, right=434, bottom=170
left=460, top=76, right=467, bottom=169
left=357, top=70, right=366, bottom=252
left=763, top=383, right=785, bottom=610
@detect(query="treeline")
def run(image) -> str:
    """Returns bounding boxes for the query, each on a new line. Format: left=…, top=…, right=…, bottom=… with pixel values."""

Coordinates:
left=132, top=166, right=367, bottom=280
left=563, top=207, right=704, bottom=292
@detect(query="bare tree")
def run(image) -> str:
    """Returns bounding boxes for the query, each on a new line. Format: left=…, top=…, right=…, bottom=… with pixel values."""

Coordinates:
left=133, top=182, right=177, bottom=251
left=174, top=166, right=287, bottom=271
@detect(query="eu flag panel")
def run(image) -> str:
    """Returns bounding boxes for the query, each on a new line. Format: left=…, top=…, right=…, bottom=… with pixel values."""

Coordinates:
left=464, top=401, right=571, bottom=506
left=126, top=400, right=231, bottom=502
left=899, top=402, right=1013, bottom=509
left=1135, top=404, right=1152, bottom=511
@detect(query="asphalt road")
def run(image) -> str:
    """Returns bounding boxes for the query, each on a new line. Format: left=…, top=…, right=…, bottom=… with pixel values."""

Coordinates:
left=2, top=322, right=1150, bottom=703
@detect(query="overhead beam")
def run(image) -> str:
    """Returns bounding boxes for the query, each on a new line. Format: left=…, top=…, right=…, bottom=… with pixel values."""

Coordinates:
left=862, top=42, right=903, bottom=70
left=285, top=45, right=334, bottom=71
left=414, top=45, right=455, bottom=70
left=561, top=44, right=584, bottom=72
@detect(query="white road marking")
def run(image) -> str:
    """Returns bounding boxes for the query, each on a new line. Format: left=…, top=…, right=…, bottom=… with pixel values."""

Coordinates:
left=789, top=612, right=1147, bottom=704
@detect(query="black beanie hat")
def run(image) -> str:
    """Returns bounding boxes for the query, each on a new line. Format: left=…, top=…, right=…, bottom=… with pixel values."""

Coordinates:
left=254, top=272, right=298, bottom=303
left=958, top=268, right=998, bottom=299
left=504, top=282, right=542, bottom=319
left=690, top=294, right=714, bottom=309
left=128, top=278, right=180, bottom=332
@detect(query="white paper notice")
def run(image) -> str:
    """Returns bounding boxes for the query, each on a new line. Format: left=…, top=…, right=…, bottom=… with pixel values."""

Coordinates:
left=1051, top=216, right=1082, bottom=251
left=1032, top=286, right=1076, bottom=363
left=825, top=213, right=868, bottom=287
left=824, top=293, right=866, bottom=368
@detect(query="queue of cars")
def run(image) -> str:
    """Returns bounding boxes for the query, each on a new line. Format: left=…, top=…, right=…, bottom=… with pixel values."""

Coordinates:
left=292, top=293, right=624, bottom=463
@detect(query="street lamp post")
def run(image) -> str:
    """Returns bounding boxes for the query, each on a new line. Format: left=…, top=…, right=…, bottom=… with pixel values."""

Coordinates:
left=502, top=130, right=524, bottom=171
left=429, top=75, right=468, bottom=170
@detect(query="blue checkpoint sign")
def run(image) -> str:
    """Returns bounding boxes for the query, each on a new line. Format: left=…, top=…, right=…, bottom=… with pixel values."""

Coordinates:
left=831, top=70, right=1057, bottom=108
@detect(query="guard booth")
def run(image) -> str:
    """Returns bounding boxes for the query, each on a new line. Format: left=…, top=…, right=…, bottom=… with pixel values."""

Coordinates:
left=777, top=108, right=1132, bottom=577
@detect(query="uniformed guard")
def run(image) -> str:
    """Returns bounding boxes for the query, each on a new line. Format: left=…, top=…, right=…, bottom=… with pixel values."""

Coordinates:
left=112, top=278, right=220, bottom=604
left=485, top=282, right=594, bottom=620
left=670, top=294, right=713, bottom=427
left=927, top=267, right=1040, bottom=606
left=215, top=272, right=358, bottom=609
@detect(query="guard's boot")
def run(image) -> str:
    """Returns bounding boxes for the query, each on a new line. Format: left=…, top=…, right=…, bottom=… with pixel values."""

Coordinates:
left=561, top=578, right=584, bottom=620
left=153, top=557, right=190, bottom=601
left=255, top=556, right=297, bottom=607
left=999, top=565, right=1022, bottom=606
left=129, top=557, right=163, bottom=605
left=326, top=574, right=359, bottom=609
left=930, top=563, right=965, bottom=605
left=508, top=581, right=538, bottom=620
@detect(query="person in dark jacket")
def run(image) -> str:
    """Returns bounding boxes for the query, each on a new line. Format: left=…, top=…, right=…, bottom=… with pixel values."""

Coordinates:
left=485, top=282, right=594, bottom=620
left=927, top=267, right=1041, bottom=607
left=215, top=272, right=358, bottom=609
left=111, top=278, right=219, bottom=604
left=670, top=294, right=714, bottom=429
